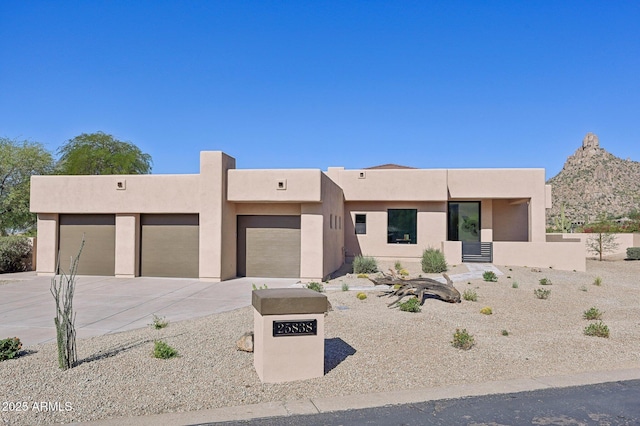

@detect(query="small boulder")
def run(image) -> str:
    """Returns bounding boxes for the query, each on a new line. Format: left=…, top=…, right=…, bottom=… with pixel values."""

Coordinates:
left=236, top=331, right=254, bottom=352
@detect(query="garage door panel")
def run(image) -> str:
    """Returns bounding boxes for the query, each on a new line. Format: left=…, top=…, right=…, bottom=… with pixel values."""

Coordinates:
left=140, top=214, right=199, bottom=278
left=58, top=214, right=115, bottom=276
left=238, top=215, right=300, bottom=278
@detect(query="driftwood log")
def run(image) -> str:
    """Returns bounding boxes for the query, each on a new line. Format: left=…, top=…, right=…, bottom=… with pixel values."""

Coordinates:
left=370, top=270, right=461, bottom=307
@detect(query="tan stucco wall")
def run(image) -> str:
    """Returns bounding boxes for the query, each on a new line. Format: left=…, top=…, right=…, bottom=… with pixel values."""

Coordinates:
left=326, top=168, right=448, bottom=201
left=320, top=173, right=345, bottom=280
left=547, top=233, right=640, bottom=258
left=115, top=214, right=139, bottom=277
left=35, top=213, right=58, bottom=275
left=30, top=174, right=200, bottom=213
left=228, top=169, right=322, bottom=202
left=493, top=241, right=586, bottom=271
left=344, top=201, right=447, bottom=261
left=492, top=199, right=529, bottom=242
left=199, top=151, right=236, bottom=281
left=448, top=169, right=547, bottom=242
left=300, top=203, right=323, bottom=281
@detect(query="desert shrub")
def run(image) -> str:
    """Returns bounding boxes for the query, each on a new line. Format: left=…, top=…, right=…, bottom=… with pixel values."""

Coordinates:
left=583, top=307, right=603, bottom=320
left=451, top=329, right=474, bottom=350
left=534, top=288, right=551, bottom=299
left=252, top=284, right=268, bottom=290
left=627, top=247, right=640, bottom=260
left=512, top=282, right=519, bottom=289
left=584, top=321, right=610, bottom=338
left=399, top=297, right=421, bottom=312
left=394, top=260, right=402, bottom=271
left=399, top=268, right=409, bottom=277
left=421, top=247, right=447, bottom=273
left=306, top=282, right=324, bottom=293
left=341, top=282, right=349, bottom=291
left=353, top=255, right=378, bottom=274
left=539, top=278, right=552, bottom=285
left=153, top=340, right=178, bottom=359
left=482, top=271, right=498, bottom=282
left=462, top=289, right=477, bottom=302
left=480, top=306, right=492, bottom=315
left=593, top=276, right=602, bottom=286
left=501, top=330, right=509, bottom=336
left=356, top=292, right=367, bottom=300
left=0, top=337, right=22, bottom=361
left=0, top=236, right=32, bottom=273
left=150, top=314, right=169, bottom=329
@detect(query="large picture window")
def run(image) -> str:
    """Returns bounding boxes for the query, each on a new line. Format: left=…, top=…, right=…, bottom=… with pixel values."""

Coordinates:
left=387, top=209, right=417, bottom=244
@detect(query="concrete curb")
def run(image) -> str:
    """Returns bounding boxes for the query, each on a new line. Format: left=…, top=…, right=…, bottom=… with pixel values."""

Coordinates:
left=75, top=367, right=640, bottom=425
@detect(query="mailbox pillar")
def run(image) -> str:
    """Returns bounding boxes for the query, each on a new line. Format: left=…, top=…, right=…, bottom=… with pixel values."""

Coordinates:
left=252, top=288, right=328, bottom=383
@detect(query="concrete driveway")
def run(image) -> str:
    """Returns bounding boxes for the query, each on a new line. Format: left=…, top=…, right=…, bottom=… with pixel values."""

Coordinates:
left=0, top=272, right=298, bottom=347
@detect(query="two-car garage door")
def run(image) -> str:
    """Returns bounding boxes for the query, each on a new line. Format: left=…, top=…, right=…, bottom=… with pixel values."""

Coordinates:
left=58, top=214, right=199, bottom=277
left=237, top=215, right=301, bottom=278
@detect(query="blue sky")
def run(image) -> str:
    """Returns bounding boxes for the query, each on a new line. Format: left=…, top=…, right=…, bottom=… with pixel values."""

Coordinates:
left=1, top=1, right=639, bottom=179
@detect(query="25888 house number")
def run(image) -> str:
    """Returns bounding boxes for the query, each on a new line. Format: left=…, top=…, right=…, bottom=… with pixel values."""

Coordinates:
left=272, top=319, right=317, bottom=337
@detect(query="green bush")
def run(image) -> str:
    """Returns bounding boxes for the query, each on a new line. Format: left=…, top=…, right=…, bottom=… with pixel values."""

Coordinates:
left=512, top=282, right=519, bottom=289
left=539, top=278, right=552, bottom=285
left=462, top=289, right=477, bottom=301
left=501, top=330, right=509, bottom=336
left=0, top=337, right=22, bottom=361
left=583, top=307, right=603, bottom=320
left=356, top=292, right=367, bottom=300
left=482, top=271, right=498, bottom=282
left=394, top=260, right=402, bottom=271
left=584, top=321, right=609, bottom=338
left=534, top=288, right=551, bottom=299
left=153, top=340, right=178, bottom=359
left=353, top=255, right=378, bottom=274
left=341, top=282, right=349, bottom=291
left=306, top=282, right=324, bottom=293
left=593, top=277, right=602, bottom=286
left=627, top=247, right=640, bottom=260
left=399, top=297, right=421, bottom=313
left=0, top=236, right=32, bottom=273
left=421, top=248, right=447, bottom=273
left=451, top=329, right=474, bottom=350
left=150, top=314, right=169, bottom=329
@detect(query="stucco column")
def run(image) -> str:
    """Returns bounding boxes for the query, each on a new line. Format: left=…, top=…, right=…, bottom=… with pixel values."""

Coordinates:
left=36, top=213, right=58, bottom=276
left=199, top=152, right=237, bottom=281
left=115, top=214, right=139, bottom=278
left=481, top=200, right=493, bottom=242
left=300, top=203, right=323, bottom=281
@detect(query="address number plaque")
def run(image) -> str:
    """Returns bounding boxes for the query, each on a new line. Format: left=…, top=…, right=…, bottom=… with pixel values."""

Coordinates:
left=272, top=319, right=317, bottom=337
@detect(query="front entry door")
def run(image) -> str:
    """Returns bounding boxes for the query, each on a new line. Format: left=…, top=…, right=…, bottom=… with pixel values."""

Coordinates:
left=448, top=202, right=492, bottom=262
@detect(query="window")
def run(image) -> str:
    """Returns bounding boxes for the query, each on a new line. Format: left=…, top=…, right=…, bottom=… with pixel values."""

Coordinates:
left=330, top=214, right=333, bottom=229
left=387, top=209, right=417, bottom=244
left=355, top=214, right=366, bottom=234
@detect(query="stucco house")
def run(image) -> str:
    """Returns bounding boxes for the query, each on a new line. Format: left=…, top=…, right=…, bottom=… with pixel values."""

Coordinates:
left=30, top=151, right=585, bottom=281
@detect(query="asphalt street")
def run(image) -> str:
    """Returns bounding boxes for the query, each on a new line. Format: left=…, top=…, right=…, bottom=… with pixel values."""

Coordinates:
left=209, top=379, right=640, bottom=426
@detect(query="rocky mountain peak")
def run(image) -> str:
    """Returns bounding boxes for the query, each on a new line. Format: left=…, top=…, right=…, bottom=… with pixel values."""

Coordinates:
left=547, top=133, right=640, bottom=226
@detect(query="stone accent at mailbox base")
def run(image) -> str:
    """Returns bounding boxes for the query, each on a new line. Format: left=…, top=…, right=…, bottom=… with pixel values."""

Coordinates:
left=253, top=310, right=324, bottom=383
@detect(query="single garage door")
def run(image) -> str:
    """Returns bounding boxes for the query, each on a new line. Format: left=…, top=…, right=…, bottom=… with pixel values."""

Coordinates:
left=140, top=214, right=199, bottom=278
left=58, top=214, right=115, bottom=276
left=237, top=215, right=300, bottom=278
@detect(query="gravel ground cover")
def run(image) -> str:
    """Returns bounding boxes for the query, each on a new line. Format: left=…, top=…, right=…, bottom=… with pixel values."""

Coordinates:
left=1, top=259, right=639, bottom=425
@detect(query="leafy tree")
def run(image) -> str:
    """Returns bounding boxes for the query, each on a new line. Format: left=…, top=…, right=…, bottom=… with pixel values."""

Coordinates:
left=0, top=138, right=55, bottom=235
left=56, top=132, right=152, bottom=175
